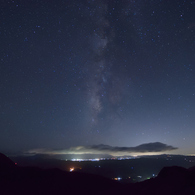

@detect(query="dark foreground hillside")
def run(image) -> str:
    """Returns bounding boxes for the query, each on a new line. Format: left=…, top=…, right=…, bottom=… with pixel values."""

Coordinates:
left=1, top=153, right=195, bottom=195
left=0, top=153, right=121, bottom=195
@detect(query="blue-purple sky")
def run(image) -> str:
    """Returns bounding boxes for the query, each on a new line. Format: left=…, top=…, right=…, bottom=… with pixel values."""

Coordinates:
left=1, top=0, right=195, bottom=156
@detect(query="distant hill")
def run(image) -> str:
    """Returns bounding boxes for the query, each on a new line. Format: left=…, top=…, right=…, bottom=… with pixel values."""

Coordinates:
left=0, top=153, right=15, bottom=168
left=132, top=166, right=195, bottom=195
left=1, top=153, right=195, bottom=195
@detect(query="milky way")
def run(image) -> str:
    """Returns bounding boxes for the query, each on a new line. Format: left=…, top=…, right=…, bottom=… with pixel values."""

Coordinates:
left=85, top=1, right=126, bottom=128
left=1, top=0, right=195, bottom=155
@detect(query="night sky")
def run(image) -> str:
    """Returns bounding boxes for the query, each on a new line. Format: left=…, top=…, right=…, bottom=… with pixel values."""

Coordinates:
left=1, top=0, right=195, bottom=156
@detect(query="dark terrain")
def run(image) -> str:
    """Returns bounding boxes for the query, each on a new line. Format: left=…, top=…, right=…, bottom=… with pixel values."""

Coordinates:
left=1, top=153, right=195, bottom=195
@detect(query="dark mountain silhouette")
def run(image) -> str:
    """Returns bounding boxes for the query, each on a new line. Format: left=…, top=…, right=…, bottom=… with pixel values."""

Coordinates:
left=0, top=153, right=16, bottom=168
left=131, top=166, right=195, bottom=195
left=0, top=153, right=121, bottom=195
left=105, top=166, right=195, bottom=195
left=1, top=153, right=195, bottom=195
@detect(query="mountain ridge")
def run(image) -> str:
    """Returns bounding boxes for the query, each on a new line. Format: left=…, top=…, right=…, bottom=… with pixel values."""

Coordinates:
left=1, top=153, right=195, bottom=195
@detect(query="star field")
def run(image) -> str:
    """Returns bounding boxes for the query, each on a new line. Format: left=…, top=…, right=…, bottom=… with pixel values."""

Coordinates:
left=1, top=0, right=195, bottom=155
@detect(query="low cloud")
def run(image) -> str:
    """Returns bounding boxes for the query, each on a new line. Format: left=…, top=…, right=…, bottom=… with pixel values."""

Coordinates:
left=86, top=142, right=177, bottom=153
left=27, top=142, right=178, bottom=157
